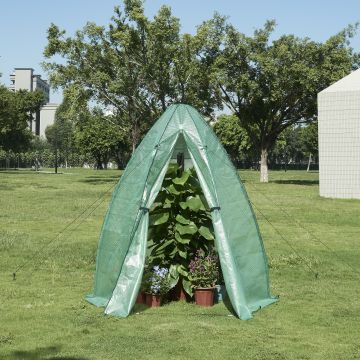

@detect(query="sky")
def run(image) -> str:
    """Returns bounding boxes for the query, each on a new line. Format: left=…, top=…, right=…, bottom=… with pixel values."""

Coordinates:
left=1, top=0, right=360, bottom=104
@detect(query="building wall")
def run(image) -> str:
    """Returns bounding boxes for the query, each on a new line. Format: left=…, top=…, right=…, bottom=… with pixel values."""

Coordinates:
left=39, top=104, right=59, bottom=137
left=33, top=75, right=50, bottom=103
left=10, top=68, right=33, bottom=91
left=9, top=68, right=55, bottom=136
left=318, top=90, right=360, bottom=199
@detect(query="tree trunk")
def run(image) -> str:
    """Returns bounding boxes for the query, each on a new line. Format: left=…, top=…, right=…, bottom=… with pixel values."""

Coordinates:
left=307, top=153, right=312, bottom=172
left=54, top=150, right=58, bottom=174
left=128, top=97, right=139, bottom=155
left=260, top=148, right=269, bottom=183
left=103, top=156, right=108, bottom=170
left=96, top=157, right=103, bottom=170
left=131, top=117, right=140, bottom=155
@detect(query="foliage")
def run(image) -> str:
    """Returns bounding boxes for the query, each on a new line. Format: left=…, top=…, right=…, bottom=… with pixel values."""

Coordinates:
left=45, top=103, right=76, bottom=168
left=269, top=123, right=319, bottom=167
left=42, top=1, right=221, bottom=153
left=42, top=1, right=359, bottom=178
left=1, top=136, right=88, bottom=169
left=189, top=248, right=219, bottom=288
left=198, top=17, right=359, bottom=181
left=299, top=122, right=318, bottom=156
left=212, top=114, right=253, bottom=165
left=42, top=1, right=360, bottom=178
left=143, top=266, right=171, bottom=295
left=148, top=163, right=215, bottom=295
left=0, top=86, right=44, bottom=152
left=271, top=125, right=304, bottom=166
left=74, top=108, right=128, bottom=169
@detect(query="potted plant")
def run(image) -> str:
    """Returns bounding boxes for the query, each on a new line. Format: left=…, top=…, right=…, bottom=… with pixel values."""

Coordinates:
left=189, top=248, right=219, bottom=307
left=135, top=288, right=146, bottom=304
left=143, top=266, right=171, bottom=307
left=147, top=164, right=215, bottom=298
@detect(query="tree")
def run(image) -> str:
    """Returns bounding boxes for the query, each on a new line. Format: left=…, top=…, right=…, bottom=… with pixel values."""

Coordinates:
left=43, top=1, right=151, bottom=153
left=299, top=122, right=318, bottom=172
left=212, top=114, right=252, bottom=166
left=74, top=108, right=128, bottom=169
left=0, top=86, right=44, bottom=152
left=270, top=125, right=304, bottom=170
left=200, top=18, right=360, bottom=182
left=45, top=117, right=74, bottom=172
left=42, top=1, right=221, bottom=154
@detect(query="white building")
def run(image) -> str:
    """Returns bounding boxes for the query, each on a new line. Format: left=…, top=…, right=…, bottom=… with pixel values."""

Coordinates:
left=9, top=68, right=58, bottom=137
left=318, top=69, right=360, bottom=199
left=39, top=103, right=59, bottom=137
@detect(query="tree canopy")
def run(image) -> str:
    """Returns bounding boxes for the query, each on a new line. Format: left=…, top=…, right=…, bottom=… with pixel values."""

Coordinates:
left=212, top=114, right=252, bottom=166
left=73, top=108, right=128, bottom=169
left=199, top=18, right=359, bottom=181
left=42, top=1, right=360, bottom=180
left=0, top=85, right=44, bottom=152
left=43, top=0, right=220, bottom=153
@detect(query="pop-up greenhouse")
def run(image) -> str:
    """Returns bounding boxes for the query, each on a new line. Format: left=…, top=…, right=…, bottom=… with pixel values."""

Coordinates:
left=86, top=104, right=277, bottom=320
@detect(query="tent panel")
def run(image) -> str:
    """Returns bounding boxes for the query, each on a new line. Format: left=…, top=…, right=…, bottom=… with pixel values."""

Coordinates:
left=86, top=106, right=179, bottom=305
left=105, top=213, right=149, bottom=316
left=104, top=133, right=180, bottom=316
left=184, top=106, right=276, bottom=314
left=183, top=128, right=252, bottom=319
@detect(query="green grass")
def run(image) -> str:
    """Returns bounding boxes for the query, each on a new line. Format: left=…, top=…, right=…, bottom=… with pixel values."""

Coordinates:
left=0, top=168, right=359, bottom=360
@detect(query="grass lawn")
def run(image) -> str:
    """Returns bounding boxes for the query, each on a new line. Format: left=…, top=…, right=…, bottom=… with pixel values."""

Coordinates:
left=0, top=168, right=359, bottom=360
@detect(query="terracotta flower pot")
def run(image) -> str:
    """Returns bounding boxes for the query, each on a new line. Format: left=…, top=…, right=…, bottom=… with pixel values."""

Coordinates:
left=146, top=293, right=162, bottom=307
left=194, top=287, right=215, bottom=307
left=171, top=280, right=190, bottom=301
left=136, top=290, right=146, bottom=304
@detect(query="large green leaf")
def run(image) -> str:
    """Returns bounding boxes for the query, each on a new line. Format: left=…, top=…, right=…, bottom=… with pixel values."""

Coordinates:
left=172, top=170, right=190, bottom=185
left=165, top=196, right=174, bottom=204
left=177, top=264, right=188, bottom=277
left=170, top=246, right=178, bottom=257
left=175, top=232, right=191, bottom=244
left=175, top=223, right=197, bottom=235
left=175, top=214, right=190, bottom=225
left=167, top=184, right=180, bottom=195
left=154, top=239, right=174, bottom=252
left=182, top=278, right=193, bottom=296
left=198, top=225, right=214, bottom=240
left=150, top=211, right=169, bottom=225
left=168, top=264, right=179, bottom=288
left=166, top=163, right=178, bottom=176
left=180, top=196, right=205, bottom=211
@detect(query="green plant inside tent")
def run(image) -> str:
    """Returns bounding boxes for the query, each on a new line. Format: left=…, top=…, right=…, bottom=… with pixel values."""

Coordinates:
left=147, top=163, right=215, bottom=295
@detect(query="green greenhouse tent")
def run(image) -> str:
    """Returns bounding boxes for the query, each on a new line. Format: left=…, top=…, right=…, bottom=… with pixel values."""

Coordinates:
left=86, top=104, right=277, bottom=320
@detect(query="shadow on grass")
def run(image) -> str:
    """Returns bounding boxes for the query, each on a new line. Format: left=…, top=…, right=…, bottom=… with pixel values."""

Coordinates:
left=0, top=170, right=34, bottom=174
left=8, top=345, right=89, bottom=360
left=0, top=169, right=63, bottom=175
left=271, top=179, right=319, bottom=186
left=222, top=296, right=237, bottom=317
left=79, top=175, right=120, bottom=185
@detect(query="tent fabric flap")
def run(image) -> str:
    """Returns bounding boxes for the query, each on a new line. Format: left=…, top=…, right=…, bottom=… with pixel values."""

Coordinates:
left=86, top=103, right=277, bottom=320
